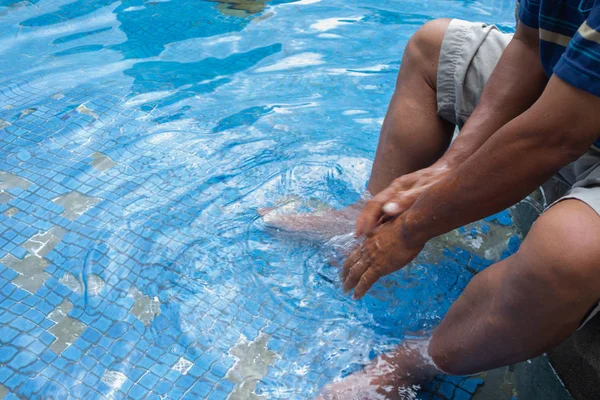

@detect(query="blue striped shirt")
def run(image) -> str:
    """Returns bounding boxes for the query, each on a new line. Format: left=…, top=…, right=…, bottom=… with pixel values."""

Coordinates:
left=518, top=0, right=600, bottom=147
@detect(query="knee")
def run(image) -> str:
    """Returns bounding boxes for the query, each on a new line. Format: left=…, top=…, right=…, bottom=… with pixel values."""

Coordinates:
left=428, top=335, right=478, bottom=376
left=520, top=200, right=600, bottom=289
left=403, top=19, right=451, bottom=78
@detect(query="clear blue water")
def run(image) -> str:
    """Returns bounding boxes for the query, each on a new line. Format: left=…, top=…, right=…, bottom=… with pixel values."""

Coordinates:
left=0, top=0, right=519, bottom=398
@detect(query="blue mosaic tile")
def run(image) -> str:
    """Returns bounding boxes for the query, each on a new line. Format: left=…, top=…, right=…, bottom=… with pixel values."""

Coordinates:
left=0, top=0, right=523, bottom=398
left=0, top=326, right=19, bottom=343
left=4, top=372, right=28, bottom=390
left=128, top=384, right=149, bottom=400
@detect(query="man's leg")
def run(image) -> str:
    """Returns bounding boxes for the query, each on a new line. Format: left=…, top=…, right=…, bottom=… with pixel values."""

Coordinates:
left=368, top=18, right=455, bottom=194
left=429, top=199, right=600, bottom=374
left=261, top=19, right=455, bottom=236
left=317, top=199, right=600, bottom=398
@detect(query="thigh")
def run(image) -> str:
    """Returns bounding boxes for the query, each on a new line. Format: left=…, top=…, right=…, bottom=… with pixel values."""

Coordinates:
left=437, top=19, right=513, bottom=127
left=428, top=199, right=600, bottom=375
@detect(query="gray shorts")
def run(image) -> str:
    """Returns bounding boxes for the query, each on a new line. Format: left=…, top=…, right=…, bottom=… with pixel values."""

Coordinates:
left=437, top=18, right=600, bottom=216
left=438, top=19, right=600, bottom=327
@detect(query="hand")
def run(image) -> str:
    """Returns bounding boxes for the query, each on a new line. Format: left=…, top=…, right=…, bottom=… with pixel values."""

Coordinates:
left=342, top=217, right=424, bottom=299
left=356, top=163, right=451, bottom=236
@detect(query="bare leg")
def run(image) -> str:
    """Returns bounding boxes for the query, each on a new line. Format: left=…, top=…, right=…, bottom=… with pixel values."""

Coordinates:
left=318, top=199, right=600, bottom=398
left=368, top=18, right=455, bottom=194
left=262, top=19, right=455, bottom=237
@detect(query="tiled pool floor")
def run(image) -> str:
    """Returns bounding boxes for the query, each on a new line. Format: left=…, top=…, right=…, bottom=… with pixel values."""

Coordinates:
left=0, top=0, right=521, bottom=398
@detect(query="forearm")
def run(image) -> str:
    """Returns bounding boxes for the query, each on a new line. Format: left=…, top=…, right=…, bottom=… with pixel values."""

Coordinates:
left=438, top=25, right=547, bottom=168
left=402, top=76, right=600, bottom=247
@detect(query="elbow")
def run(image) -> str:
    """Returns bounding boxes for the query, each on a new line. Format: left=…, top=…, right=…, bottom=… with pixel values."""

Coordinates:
left=528, top=131, right=593, bottom=168
left=547, top=137, right=592, bottom=166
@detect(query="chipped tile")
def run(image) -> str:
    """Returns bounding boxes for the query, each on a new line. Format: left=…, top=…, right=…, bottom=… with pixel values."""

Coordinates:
left=0, top=119, right=11, bottom=129
left=22, top=226, right=66, bottom=257
left=59, top=272, right=105, bottom=296
left=51, top=93, right=64, bottom=100
left=19, top=108, right=36, bottom=119
left=101, top=370, right=127, bottom=390
left=130, top=287, right=161, bottom=325
left=0, top=171, right=32, bottom=191
left=48, top=300, right=87, bottom=354
left=91, top=152, right=116, bottom=172
left=0, top=191, right=13, bottom=204
left=59, top=273, right=83, bottom=293
left=1, top=254, right=50, bottom=293
left=53, top=191, right=101, bottom=220
left=3, top=207, right=19, bottom=217
left=226, top=333, right=277, bottom=400
left=76, top=104, right=98, bottom=119
left=172, top=357, right=193, bottom=375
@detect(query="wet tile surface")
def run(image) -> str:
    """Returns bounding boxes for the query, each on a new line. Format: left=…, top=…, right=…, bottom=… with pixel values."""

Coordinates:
left=0, top=0, right=521, bottom=399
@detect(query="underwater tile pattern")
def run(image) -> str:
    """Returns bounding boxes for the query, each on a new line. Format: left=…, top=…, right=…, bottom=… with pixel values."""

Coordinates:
left=0, top=0, right=520, bottom=398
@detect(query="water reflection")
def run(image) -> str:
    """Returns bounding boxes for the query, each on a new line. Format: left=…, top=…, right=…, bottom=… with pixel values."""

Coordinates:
left=0, top=0, right=519, bottom=398
left=208, top=0, right=269, bottom=17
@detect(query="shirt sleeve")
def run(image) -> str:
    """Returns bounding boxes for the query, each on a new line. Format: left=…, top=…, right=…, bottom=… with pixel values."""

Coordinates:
left=517, top=0, right=540, bottom=29
left=554, top=5, right=600, bottom=97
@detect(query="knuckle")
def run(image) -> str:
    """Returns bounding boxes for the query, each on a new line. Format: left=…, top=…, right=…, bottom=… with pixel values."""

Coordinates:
left=349, top=268, right=360, bottom=279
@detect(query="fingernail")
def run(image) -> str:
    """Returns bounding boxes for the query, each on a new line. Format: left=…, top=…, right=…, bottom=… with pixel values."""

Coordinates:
left=382, top=202, right=400, bottom=214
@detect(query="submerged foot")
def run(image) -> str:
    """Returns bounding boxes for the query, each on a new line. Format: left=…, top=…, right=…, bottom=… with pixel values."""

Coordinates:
left=315, top=340, right=440, bottom=400
left=259, top=201, right=364, bottom=241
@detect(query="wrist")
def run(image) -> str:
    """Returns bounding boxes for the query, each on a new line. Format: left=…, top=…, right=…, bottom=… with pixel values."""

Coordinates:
left=397, top=210, right=429, bottom=250
left=436, top=151, right=463, bottom=170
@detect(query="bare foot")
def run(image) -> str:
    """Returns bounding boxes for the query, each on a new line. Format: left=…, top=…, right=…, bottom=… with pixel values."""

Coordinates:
left=315, top=340, right=440, bottom=400
left=259, top=200, right=365, bottom=241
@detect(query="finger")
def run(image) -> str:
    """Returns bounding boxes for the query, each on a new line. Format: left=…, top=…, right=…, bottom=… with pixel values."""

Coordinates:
left=341, top=247, right=363, bottom=281
left=382, top=190, right=420, bottom=217
left=343, top=255, right=370, bottom=292
left=394, top=174, right=418, bottom=190
left=257, top=207, right=275, bottom=217
left=353, top=269, right=381, bottom=299
left=382, top=201, right=402, bottom=215
left=355, top=190, right=393, bottom=236
left=355, top=199, right=383, bottom=237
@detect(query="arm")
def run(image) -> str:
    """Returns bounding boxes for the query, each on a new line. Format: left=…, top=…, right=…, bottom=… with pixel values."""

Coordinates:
left=345, top=76, right=600, bottom=299
left=438, top=22, right=548, bottom=167
left=356, top=22, right=548, bottom=235
left=402, top=75, right=600, bottom=247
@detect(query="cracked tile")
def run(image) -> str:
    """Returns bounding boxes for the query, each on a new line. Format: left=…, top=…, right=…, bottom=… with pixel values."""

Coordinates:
left=0, top=171, right=32, bottom=191
left=1, top=254, right=50, bottom=293
left=90, top=152, right=116, bottom=172
left=0, top=119, right=11, bottom=129
left=226, top=332, right=277, bottom=400
left=53, top=191, right=101, bottom=220
left=48, top=300, right=87, bottom=354
left=22, top=226, right=66, bottom=257
left=130, top=287, right=161, bottom=325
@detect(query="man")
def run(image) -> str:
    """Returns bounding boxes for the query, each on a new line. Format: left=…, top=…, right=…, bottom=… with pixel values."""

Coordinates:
left=310, top=0, right=600, bottom=397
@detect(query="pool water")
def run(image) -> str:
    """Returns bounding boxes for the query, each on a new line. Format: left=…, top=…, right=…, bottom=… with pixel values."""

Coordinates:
left=0, top=0, right=520, bottom=398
